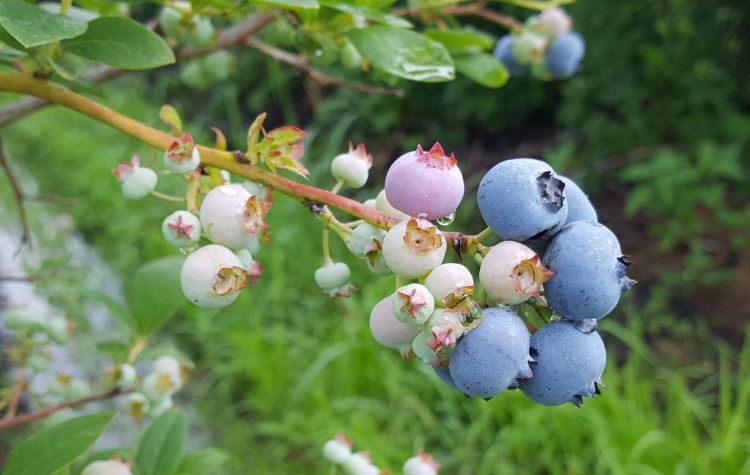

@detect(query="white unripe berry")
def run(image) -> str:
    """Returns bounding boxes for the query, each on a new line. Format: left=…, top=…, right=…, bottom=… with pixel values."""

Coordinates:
left=200, top=184, right=260, bottom=250
left=536, top=7, right=572, bottom=39
left=162, top=210, right=201, bottom=248
left=153, top=356, right=186, bottom=388
left=163, top=146, right=200, bottom=174
left=121, top=167, right=158, bottom=200
left=81, top=460, right=133, bottom=475
left=112, top=363, right=137, bottom=390
left=348, top=223, right=386, bottom=257
left=180, top=244, right=248, bottom=308
left=315, top=262, right=351, bottom=291
left=322, top=434, right=352, bottom=464
left=343, top=452, right=380, bottom=475
left=382, top=218, right=446, bottom=278
left=424, top=263, right=474, bottom=307
left=331, top=154, right=369, bottom=188
left=403, top=451, right=440, bottom=475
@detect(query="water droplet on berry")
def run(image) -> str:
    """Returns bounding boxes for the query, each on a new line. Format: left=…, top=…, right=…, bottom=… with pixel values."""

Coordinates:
left=437, top=211, right=456, bottom=226
left=573, top=318, right=598, bottom=333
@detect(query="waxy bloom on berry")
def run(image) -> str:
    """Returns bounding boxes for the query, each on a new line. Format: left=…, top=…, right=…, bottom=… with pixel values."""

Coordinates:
left=163, top=133, right=200, bottom=174
left=113, top=155, right=157, bottom=200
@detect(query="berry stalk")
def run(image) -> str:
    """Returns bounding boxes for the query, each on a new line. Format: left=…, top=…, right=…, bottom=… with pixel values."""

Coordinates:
left=0, top=72, right=467, bottom=239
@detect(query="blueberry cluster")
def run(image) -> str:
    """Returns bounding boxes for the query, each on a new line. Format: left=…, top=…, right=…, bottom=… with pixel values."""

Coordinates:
left=493, top=7, right=585, bottom=80
left=368, top=151, right=633, bottom=407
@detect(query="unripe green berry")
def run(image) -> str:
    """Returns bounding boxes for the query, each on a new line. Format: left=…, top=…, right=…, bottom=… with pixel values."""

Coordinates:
left=162, top=210, right=201, bottom=248
left=391, top=284, right=435, bottom=326
left=44, top=316, right=70, bottom=344
left=512, top=31, right=548, bottom=65
left=330, top=144, right=372, bottom=189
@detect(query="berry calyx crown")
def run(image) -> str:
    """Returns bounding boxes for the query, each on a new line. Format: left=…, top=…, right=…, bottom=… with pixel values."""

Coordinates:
left=403, top=219, right=443, bottom=252
left=415, top=143, right=456, bottom=169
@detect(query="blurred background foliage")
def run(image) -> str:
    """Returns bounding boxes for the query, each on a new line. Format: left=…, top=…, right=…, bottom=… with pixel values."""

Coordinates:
left=2, top=0, right=750, bottom=473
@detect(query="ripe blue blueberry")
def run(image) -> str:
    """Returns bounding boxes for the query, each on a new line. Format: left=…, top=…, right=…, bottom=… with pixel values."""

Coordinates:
left=545, top=32, right=585, bottom=79
left=478, top=158, right=568, bottom=241
left=520, top=321, right=605, bottom=406
left=448, top=306, right=533, bottom=398
left=493, top=35, right=529, bottom=76
left=433, top=367, right=459, bottom=390
left=543, top=221, right=635, bottom=321
left=559, top=176, right=597, bottom=225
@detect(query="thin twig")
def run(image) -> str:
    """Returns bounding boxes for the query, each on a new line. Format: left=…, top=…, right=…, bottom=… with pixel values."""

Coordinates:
left=246, top=39, right=403, bottom=97
left=4, top=361, right=27, bottom=420
left=0, top=387, right=130, bottom=431
left=0, top=136, right=31, bottom=250
left=0, top=14, right=275, bottom=128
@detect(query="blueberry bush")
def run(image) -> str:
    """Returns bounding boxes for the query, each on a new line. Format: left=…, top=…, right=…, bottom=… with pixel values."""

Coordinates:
left=0, top=0, right=749, bottom=474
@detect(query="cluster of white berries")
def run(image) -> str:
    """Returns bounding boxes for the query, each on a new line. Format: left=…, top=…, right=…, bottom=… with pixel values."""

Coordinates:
left=113, top=355, right=189, bottom=419
left=323, top=433, right=439, bottom=475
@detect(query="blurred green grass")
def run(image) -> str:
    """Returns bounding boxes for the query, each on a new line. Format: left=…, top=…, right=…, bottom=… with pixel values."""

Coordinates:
left=2, top=76, right=750, bottom=474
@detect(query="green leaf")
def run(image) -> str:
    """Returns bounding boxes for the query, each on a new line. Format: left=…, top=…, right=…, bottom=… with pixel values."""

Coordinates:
left=159, top=105, right=183, bottom=135
left=50, top=52, right=86, bottom=80
left=254, top=0, right=319, bottom=10
left=65, top=17, right=175, bottom=70
left=0, top=25, right=25, bottom=50
left=134, top=411, right=188, bottom=475
left=318, top=0, right=411, bottom=28
left=0, top=0, right=87, bottom=48
left=126, top=256, right=185, bottom=336
left=176, top=448, right=228, bottom=475
left=3, top=412, right=117, bottom=475
left=96, top=340, right=130, bottom=362
left=425, top=28, right=494, bottom=53
left=348, top=25, right=454, bottom=82
left=453, top=53, right=509, bottom=88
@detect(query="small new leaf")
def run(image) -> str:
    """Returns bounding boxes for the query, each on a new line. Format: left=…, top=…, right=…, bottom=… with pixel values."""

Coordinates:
left=160, top=105, right=183, bottom=135
left=212, top=127, right=227, bottom=151
left=246, top=114, right=309, bottom=178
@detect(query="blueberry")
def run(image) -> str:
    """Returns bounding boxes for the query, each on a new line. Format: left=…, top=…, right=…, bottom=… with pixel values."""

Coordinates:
left=478, top=158, right=568, bottom=241
left=520, top=321, right=605, bottom=406
left=546, top=32, right=585, bottom=79
left=448, top=306, right=533, bottom=398
left=493, top=35, right=529, bottom=76
left=559, top=175, right=598, bottom=225
left=543, top=221, right=635, bottom=321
